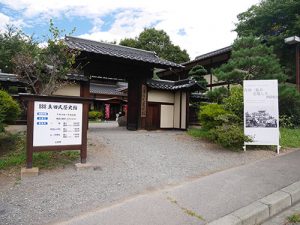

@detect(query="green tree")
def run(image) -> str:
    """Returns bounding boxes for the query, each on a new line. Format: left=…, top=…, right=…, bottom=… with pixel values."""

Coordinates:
left=0, top=90, right=21, bottom=125
left=278, top=84, right=300, bottom=125
left=213, top=36, right=286, bottom=84
left=120, top=28, right=190, bottom=63
left=235, top=0, right=300, bottom=81
left=223, top=86, right=244, bottom=119
left=0, top=25, right=38, bottom=73
left=12, top=20, right=79, bottom=95
left=188, top=65, right=208, bottom=90
left=206, top=87, right=229, bottom=104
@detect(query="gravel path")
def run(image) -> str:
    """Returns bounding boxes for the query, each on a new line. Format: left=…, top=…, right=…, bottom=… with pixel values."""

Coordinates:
left=0, top=122, right=277, bottom=225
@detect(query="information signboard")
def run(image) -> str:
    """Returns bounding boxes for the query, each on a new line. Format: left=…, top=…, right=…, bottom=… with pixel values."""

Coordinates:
left=33, top=101, right=83, bottom=146
left=244, top=80, right=279, bottom=149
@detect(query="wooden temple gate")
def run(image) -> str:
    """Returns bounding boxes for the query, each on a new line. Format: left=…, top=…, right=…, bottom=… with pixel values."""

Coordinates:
left=65, top=36, right=182, bottom=130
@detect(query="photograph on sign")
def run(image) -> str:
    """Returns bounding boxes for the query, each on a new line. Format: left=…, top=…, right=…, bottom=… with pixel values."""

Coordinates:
left=243, top=80, right=279, bottom=146
left=33, top=101, right=83, bottom=147
left=245, top=109, right=278, bottom=128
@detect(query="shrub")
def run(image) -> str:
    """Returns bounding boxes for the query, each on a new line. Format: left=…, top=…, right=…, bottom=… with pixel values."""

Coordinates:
left=210, top=124, right=252, bottom=150
left=215, top=113, right=242, bottom=125
left=206, top=87, right=229, bottom=104
left=278, top=84, right=300, bottom=125
left=199, top=104, right=230, bottom=129
left=0, top=90, right=21, bottom=124
left=223, top=86, right=243, bottom=119
left=279, top=115, right=294, bottom=128
left=88, top=110, right=102, bottom=120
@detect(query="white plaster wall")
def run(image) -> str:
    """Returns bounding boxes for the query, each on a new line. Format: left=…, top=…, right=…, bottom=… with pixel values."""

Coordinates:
left=181, top=92, right=187, bottom=129
left=204, top=74, right=219, bottom=85
left=160, top=105, right=174, bottom=128
left=148, top=90, right=174, bottom=103
left=173, top=91, right=181, bottom=128
left=53, top=84, right=81, bottom=96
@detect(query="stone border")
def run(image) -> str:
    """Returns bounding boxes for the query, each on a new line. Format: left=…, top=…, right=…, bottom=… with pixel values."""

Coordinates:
left=207, top=181, right=300, bottom=225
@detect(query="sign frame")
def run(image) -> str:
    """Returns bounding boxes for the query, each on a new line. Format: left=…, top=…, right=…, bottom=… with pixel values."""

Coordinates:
left=20, top=94, right=92, bottom=168
left=243, top=80, right=280, bottom=154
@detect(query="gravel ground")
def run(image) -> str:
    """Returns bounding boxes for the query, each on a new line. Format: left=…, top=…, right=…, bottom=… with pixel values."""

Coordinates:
left=0, top=122, right=277, bottom=225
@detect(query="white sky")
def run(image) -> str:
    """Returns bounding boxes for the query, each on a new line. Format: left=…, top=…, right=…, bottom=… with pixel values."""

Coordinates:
left=0, top=0, right=261, bottom=59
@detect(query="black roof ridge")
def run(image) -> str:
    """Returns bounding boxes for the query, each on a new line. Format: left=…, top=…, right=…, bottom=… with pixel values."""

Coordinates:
left=194, top=45, right=232, bottom=60
left=177, top=45, right=232, bottom=66
left=65, top=36, right=157, bottom=56
left=90, top=83, right=118, bottom=87
left=0, top=72, right=18, bottom=76
left=147, top=78, right=193, bottom=86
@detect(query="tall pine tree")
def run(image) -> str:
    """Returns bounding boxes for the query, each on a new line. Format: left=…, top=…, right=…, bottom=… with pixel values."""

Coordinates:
left=213, top=36, right=286, bottom=84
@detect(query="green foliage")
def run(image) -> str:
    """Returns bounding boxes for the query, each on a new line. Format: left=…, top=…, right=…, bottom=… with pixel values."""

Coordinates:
left=199, top=104, right=229, bottom=129
left=88, top=110, right=102, bottom=120
left=235, top=0, right=300, bottom=81
left=210, top=124, right=252, bottom=150
left=223, top=86, right=244, bottom=119
left=278, top=84, right=300, bottom=125
left=206, top=87, right=229, bottom=104
left=0, top=132, right=79, bottom=170
left=188, top=65, right=208, bottom=90
left=213, top=36, right=286, bottom=84
left=0, top=90, right=20, bottom=124
left=214, top=113, right=241, bottom=125
left=279, top=115, right=294, bottom=128
left=287, top=213, right=300, bottom=223
left=280, top=128, right=300, bottom=148
left=12, top=20, right=79, bottom=95
left=119, top=28, right=190, bottom=63
left=0, top=25, right=39, bottom=73
left=194, top=88, right=249, bottom=150
left=188, top=128, right=212, bottom=140
left=8, top=86, right=18, bottom=94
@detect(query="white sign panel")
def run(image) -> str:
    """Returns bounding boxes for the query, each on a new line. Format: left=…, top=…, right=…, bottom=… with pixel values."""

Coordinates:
left=244, top=80, right=279, bottom=146
left=33, top=101, right=83, bottom=146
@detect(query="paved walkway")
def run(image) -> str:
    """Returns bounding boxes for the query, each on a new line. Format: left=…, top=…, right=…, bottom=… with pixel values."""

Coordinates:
left=0, top=123, right=275, bottom=225
left=53, top=149, right=300, bottom=225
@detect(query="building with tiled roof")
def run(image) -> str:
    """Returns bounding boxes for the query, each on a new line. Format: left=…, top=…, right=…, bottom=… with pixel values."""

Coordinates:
left=65, top=36, right=182, bottom=71
left=156, top=46, right=232, bottom=91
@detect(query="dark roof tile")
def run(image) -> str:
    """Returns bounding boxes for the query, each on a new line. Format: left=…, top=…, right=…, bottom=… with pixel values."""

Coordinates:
left=65, top=36, right=183, bottom=69
left=147, top=79, right=205, bottom=91
left=90, top=83, right=127, bottom=96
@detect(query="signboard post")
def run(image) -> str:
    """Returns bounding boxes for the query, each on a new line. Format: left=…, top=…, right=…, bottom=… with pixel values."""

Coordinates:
left=141, top=84, right=147, bottom=117
left=21, top=94, right=91, bottom=168
left=243, top=80, right=280, bottom=153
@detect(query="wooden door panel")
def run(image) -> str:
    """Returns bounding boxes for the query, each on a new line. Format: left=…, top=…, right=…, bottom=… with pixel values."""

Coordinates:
left=146, top=103, right=160, bottom=130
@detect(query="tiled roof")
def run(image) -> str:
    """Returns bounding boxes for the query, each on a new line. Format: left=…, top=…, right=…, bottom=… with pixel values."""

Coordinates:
left=156, top=46, right=232, bottom=77
left=0, top=72, right=21, bottom=82
left=66, top=74, right=89, bottom=82
left=90, top=82, right=128, bottom=96
left=193, top=46, right=232, bottom=62
left=65, top=36, right=183, bottom=69
left=190, top=92, right=208, bottom=100
left=147, top=79, right=205, bottom=91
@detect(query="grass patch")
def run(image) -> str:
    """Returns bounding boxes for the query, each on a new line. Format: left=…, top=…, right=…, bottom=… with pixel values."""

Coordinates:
left=166, top=196, right=205, bottom=221
left=182, top=208, right=205, bottom=221
left=187, top=128, right=211, bottom=140
left=280, top=128, right=300, bottom=148
left=188, top=127, right=300, bottom=149
left=287, top=213, right=300, bottom=223
left=0, top=132, right=79, bottom=170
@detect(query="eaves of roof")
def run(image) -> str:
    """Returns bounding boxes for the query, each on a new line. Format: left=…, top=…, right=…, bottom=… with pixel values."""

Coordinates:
left=65, top=36, right=183, bottom=69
